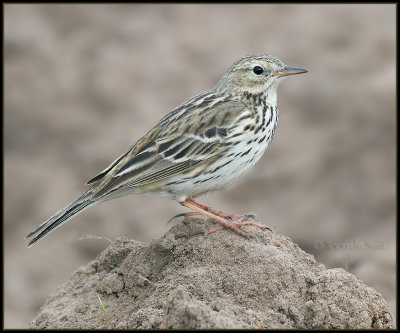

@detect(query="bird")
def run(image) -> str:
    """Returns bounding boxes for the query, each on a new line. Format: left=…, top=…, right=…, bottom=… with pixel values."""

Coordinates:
left=26, top=54, right=307, bottom=247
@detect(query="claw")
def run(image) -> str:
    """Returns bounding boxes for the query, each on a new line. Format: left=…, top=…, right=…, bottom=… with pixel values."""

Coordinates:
left=167, top=212, right=201, bottom=224
left=237, top=213, right=260, bottom=222
left=189, top=230, right=205, bottom=238
left=167, top=213, right=188, bottom=224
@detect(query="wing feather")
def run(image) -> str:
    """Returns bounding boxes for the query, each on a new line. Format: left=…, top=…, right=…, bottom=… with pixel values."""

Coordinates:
left=89, top=92, right=249, bottom=199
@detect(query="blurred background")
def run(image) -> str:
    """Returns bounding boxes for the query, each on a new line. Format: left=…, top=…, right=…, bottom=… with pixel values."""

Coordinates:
left=4, top=4, right=396, bottom=328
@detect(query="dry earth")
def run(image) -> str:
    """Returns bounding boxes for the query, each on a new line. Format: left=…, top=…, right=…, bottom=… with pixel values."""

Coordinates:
left=30, top=218, right=394, bottom=329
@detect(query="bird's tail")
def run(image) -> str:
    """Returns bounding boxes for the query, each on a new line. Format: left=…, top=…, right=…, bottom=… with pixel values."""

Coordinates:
left=26, top=191, right=94, bottom=248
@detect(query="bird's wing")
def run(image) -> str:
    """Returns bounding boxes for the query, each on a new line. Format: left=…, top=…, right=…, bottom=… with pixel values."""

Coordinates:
left=88, top=92, right=249, bottom=199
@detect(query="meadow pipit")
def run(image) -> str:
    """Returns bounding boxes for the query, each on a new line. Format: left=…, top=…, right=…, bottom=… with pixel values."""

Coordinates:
left=26, top=54, right=307, bottom=247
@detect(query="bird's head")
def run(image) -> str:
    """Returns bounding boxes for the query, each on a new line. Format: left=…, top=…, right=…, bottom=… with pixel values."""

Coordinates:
left=216, top=54, right=307, bottom=101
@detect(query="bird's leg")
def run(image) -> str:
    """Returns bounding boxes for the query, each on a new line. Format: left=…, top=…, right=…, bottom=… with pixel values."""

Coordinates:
left=186, top=198, right=244, bottom=219
left=186, top=199, right=269, bottom=231
left=179, top=200, right=250, bottom=238
left=180, top=199, right=268, bottom=237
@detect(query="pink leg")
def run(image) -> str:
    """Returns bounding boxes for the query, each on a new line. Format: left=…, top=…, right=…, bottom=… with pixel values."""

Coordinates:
left=179, top=199, right=268, bottom=238
left=186, top=198, right=266, bottom=231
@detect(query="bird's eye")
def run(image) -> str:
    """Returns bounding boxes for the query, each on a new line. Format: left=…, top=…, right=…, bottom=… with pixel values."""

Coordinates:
left=253, top=66, right=264, bottom=75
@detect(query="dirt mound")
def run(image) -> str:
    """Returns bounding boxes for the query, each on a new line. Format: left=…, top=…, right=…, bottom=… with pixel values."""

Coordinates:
left=30, top=218, right=394, bottom=329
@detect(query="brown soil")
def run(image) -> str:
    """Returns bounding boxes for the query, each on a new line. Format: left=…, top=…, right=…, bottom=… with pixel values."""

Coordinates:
left=30, top=218, right=394, bottom=329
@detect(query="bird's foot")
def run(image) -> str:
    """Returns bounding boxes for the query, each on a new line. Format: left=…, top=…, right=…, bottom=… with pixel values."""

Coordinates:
left=179, top=199, right=271, bottom=238
left=203, top=219, right=270, bottom=236
left=186, top=199, right=260, bottom=221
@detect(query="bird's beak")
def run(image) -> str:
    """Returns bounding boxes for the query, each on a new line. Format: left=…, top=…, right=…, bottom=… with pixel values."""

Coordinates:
left=274, top=66, right=308, bottom=77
